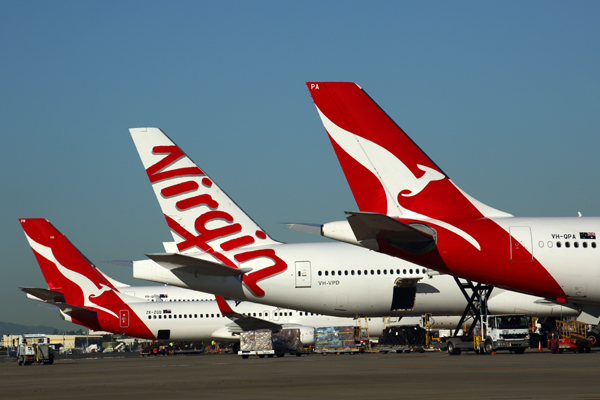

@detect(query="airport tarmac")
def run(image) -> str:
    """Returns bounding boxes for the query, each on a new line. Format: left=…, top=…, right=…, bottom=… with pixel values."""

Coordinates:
left=2, top=350, right=600, bottom=399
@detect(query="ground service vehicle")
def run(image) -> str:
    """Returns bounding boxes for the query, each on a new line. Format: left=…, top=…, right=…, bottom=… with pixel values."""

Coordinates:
left=16, top=334, right=54, bottom=366
left=446, top=315, right=530, bottom=355
left=548, top=319, right=592, bottom=354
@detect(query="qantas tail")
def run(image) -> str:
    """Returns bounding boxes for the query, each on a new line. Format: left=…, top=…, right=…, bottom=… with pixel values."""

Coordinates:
left=306, top=82, right=511, bottom=220
left=20, top=218, right=120, bottom=311
left=21, top=218, right=155, bottom=338
left=129, top=128, right=280, bottom=256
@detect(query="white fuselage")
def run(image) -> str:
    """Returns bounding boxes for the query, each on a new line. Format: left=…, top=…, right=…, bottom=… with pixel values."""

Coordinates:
left=133, top=241, right=580, bottom=319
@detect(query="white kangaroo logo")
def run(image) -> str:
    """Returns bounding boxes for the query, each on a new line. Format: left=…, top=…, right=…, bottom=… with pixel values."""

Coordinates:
left=25, top=234, right=119, bottom=318
left=317, top=107, right=444, bottom=216
left=316, top=107, right=481, bottom=250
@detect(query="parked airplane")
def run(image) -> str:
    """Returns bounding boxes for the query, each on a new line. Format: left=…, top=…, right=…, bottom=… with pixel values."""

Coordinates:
left=127, top=127, right=579, bottom=320
left=20, top=218, right=393, bottom=344
left=306, top=81, right=600, bottom=308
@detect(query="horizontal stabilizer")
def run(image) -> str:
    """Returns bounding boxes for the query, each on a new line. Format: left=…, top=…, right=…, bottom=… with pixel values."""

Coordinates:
left=20, top=287, right=65, bottom=303
left=21, top=287, right=98, bottom=316
left=283, top=222, right=322, bottom=236
left=146, top=253, right=253, bottom=277
left=346, top=212, right=437, bottom=254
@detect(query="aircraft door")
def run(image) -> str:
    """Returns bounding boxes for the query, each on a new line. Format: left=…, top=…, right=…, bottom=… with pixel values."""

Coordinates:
left=119, top=310, right=129, bottom=328
left=509, top=226, right=533, bottom=262
left=335, top=294, right=348, bottom=311
left=295, top=261, right=311, bottom=288
left=391, top=278, right=420, bottom=311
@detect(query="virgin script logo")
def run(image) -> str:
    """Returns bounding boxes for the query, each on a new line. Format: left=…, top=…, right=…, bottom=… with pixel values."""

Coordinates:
left=147, top=145, right=287, bottom=297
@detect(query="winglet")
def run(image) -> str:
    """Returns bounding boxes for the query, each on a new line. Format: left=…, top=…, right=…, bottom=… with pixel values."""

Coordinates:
left=215, top=295, right=235, bottom=315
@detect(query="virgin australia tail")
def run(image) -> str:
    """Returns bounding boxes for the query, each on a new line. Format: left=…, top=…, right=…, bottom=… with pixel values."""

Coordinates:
left=129, top=128, right=281, bottom=256
left=306, top=82, right=511, bottom=221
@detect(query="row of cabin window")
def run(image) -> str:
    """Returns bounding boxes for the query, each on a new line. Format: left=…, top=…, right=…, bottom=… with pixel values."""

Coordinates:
left=150, top=298, right=214, bottom=302
left=148, top=311, right=322, bottom=320
left=317, top=268, right=427, bottom=277
left=241, top=311, right=321, bottom=317
left=242, top=311, right=320, bottom=317
left=148, top=313, right=222, bottom=320
left=549, top=241, right=597, bottom=249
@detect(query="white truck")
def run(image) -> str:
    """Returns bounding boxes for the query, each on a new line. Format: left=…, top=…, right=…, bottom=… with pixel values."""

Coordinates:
left=16, top=334, right=54, bottom=365
left=447, top=315, right=530, bottom=355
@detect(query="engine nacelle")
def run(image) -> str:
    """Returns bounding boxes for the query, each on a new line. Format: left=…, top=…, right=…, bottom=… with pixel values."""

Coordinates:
left=284, top=324, right=315, bottom=346
left=321, top=220, right=379, bottom=250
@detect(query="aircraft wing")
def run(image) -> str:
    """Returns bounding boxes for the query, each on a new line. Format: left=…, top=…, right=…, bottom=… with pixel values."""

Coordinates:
left=20, top=287, right=65, bottom=303
left=145, top=253, right=252, bottom=277
left=345, top=211, right=437, bottom=253
left=215, top=296, right=282, bottom=333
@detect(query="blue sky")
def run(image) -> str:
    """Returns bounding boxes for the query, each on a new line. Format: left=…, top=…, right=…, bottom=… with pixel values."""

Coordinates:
left=1, top=1, right=599, bottom=329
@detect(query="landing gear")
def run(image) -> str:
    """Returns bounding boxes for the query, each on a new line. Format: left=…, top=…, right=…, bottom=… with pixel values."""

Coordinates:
left=452, top=278, right=493, bottom=338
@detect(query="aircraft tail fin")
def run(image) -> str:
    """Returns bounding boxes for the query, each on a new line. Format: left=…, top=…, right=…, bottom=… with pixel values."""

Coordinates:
left=20, top=218, right=119, bottom=309
left=129, top=128, right=280, bottom=256
left=306, top=82, right=511, bottom=220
